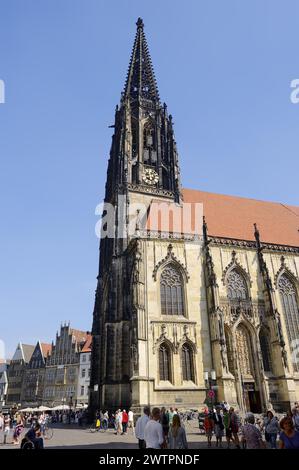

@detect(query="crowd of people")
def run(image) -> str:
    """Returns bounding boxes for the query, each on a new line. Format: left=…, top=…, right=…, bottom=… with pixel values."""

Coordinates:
left=1, top=401, right=299, bottom=449
left=202, top=403, right=299, bottom=449
left=135, top=406, right=188, bottom=449
left=0, top=411, right=45, bottom=448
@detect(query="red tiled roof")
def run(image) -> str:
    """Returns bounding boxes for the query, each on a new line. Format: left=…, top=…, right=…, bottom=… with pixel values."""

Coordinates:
left=40, top=343, right=52, bottom=358
left=70, top=329, right=89, bottom=345
left=81, top=334, right=92, bottom=353
left=145, top=188, right=299, bottom=248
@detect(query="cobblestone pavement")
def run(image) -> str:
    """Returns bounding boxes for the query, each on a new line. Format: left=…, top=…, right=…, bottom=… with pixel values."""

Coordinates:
left=0, top=421, right=221, bottom=449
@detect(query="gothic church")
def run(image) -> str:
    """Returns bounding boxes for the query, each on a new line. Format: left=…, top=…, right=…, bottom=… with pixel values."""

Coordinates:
left=90, top=19, right=299, bottom=414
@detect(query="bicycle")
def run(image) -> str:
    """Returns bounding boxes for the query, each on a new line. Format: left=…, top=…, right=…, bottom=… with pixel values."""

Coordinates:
left=89, top=420, right=107, bottom=433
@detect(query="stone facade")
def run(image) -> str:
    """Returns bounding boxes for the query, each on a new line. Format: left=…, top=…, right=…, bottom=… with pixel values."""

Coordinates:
left=43, top=325, right=90, bottom=407
left=0, top=361, right=9, bottom=409
left=21, top=341, right=51, bottom=407
left=6, top=343, right=34, bottom=406
left=77, top=340, right=92, bottom=405
left=90, top=18, right=299, bottom=414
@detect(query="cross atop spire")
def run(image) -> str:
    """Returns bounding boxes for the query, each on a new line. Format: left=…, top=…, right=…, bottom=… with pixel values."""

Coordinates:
left=124, top=18, right=159, bottom=102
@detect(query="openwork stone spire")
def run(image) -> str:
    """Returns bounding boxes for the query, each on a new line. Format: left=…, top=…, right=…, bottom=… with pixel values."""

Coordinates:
left=124, top=18, right=159, bottom=102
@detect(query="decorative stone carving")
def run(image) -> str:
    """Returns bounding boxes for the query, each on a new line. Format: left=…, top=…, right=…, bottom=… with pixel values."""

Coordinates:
left=152, top=244, right=190, bottom=281
left=274, top=256, right=298, bottom=289
left=222, top=251, right=252, bottom=289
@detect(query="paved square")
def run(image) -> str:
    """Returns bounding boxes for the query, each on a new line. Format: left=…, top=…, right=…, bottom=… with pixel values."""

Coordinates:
left=0, top=421, right=211, bottom=449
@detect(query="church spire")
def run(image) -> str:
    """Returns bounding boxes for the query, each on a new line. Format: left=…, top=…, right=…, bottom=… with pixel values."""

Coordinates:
left=104, top=18, right=181, bottom=204
left=124, top=18, right=159, bottom=102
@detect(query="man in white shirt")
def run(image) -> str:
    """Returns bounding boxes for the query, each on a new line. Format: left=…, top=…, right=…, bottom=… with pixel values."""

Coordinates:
left=128, top=409, right=134, bottom=434
left=144, top=407, right=164, bottom=449
left=135, top=406, right=150, bottom=449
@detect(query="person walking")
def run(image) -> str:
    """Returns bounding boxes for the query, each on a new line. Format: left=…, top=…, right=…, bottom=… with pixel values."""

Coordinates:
left=95, top=410, right=101, bottom=432
left=168, top=414, right=188, bottom=449
left=3, top=414, right=11, bottom=445
left=212, top=407, right=224, bottom=448
left=167, top=407, right=175, bottom=428
left=240, top=413, right=265, bottom=449
left=229, top=407, right=240, bottom=448
left=13, top=413, right=25, bottom=445
left=160, top=407, right=169, bottom=440
left=114, top=410, right=122, bottom=435
left=279, top=416, right=299, bottom=449
left=122, top=410, right=129, bottom=435
left=263, top=410, right=279, bottom=449
left=135, top=406, right=150, bottom=449
left=128, top=409, right=134, bottom=434
left=222, top=408, right=233, bottom=448
left=103, top=410, right=109, bottom=430
left=204, top=412, right=214, bottom=448
left=144, top=408, right=165, bottom=449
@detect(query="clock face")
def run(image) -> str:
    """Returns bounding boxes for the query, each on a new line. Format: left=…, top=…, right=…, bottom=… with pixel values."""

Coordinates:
left=142, top=168, right=159, bottom=185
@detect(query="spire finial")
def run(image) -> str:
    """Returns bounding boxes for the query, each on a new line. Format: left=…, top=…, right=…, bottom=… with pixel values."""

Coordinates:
left=136, top=17, right=144, bottom=30
left=124, top=18, right=159, bottom=101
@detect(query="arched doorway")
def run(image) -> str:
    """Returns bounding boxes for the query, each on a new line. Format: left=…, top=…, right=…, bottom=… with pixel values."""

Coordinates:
left=235, top=323, right=262, bottom=413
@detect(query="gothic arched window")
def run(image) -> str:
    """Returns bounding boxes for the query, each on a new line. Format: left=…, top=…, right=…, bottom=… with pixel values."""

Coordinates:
left=226, top=269, right=249, bottom=301
left=159, top=343, right=171, bottom=381
left=259, top=328, right=272, bottom=372
left=160, top=265, right=185, bottom=316
left=181, top=343, right=194, bottom=381
left=278, top=274, right=299, bottom=373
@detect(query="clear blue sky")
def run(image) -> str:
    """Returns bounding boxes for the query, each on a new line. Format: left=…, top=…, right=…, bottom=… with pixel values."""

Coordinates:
left=0, top=0, right=298, bottom=358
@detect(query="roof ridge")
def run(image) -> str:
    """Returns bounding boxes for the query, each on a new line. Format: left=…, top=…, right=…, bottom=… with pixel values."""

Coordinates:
left=182, top=187, right=298, bottom=208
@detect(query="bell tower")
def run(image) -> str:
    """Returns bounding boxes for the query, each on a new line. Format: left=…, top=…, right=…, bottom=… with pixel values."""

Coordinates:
left=104, top=18, right=181, bottom=204
left=90, top=18, right=182, bottom=413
